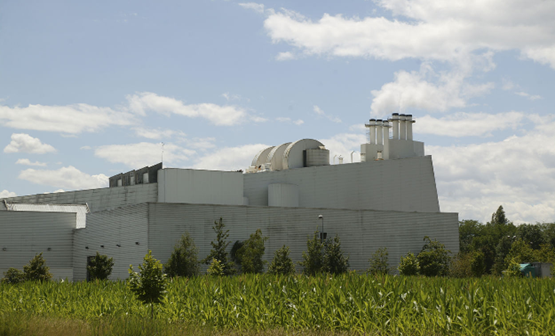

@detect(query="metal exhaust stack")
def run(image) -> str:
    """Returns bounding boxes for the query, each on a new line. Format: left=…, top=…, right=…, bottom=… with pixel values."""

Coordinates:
left=376, top=119, right=383, bottom=145
left=406, top=114, right=414, bottom=141
left=369, top=119, right=376, bottom=144
left=399, top=114, right=407, bottom=140
left=391, top=113, right=400, bottom=139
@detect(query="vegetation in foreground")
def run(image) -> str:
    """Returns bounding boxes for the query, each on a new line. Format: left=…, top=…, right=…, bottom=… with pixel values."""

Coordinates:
left=2, top=273, right=555, bottom=336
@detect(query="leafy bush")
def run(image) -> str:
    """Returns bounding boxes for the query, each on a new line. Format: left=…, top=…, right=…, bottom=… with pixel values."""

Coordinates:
left=367, top=247, right=390, bottom=275
left=504, top=258, right=522, bottom=277
left=87, top=252, right=114, bottom=281
left=470, top=250, right=486, bottom=277
left=128, top=250, right=167, bottom=318
left=164, top=232, right=199, bottom=278
left=268, top=245, right=295, bottom=275
left=323, top=235, right=350, bottom=275
left=299, top=231, right=324, bottom=276
left=398, top=252, right=420, bottom=276
left=202, top=218, right=235, bottom=276
left=417, top=236, right=451, bottom=277
left=1, top=268, right=25, bottom=284
left=207, top=258, right=225, bottom=276
left=449, top=253, right=472, bottom=278
left=237, top=229, right=268, bottom=274
left=23, top=253, right=52, bottom=282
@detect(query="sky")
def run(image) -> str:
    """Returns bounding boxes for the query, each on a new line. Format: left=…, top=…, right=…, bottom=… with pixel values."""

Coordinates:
left=1, top=0, right=554, bottom=224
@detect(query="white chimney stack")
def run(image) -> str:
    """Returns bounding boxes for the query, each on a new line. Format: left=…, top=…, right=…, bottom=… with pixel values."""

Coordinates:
left=399, top=114, right=407, bottom=140
left=369, top=119, right=376, bottom=144
left=376, top=119, right=383, bottom=145
left=383, top=120, right=390, bottom=160
left=406, top=114, right=414, bottom=141
left=391, top=113, right=400, bottom=139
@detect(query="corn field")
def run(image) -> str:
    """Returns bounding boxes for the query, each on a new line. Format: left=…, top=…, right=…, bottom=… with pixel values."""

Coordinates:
left=1, top=274, right=555, bottom=335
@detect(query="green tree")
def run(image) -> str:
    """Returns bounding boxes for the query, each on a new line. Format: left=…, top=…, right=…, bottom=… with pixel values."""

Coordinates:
left=323, top=234, right=350, bottom=274
left=367, top=247, right=390, bottom=275
left=491, top=205, right=508, bottom=225
left=398, top=252, right=420, bottom=276
left=268, top=245, right=295, bottom=275
left=128, top=250, right=167, bottom=318
left=504, top=258, right=522, bottom=277
left=23, top=253, right=52, bottom=282
left=207, top=258, right=225, bottom=276
left=299, top=231, right=324, bottom=275
left=470, top=250, right=486, bottom=277
left=492, top=235, right=516, bottom=275
left=505, top=238, right=535, bottom=265
left=237, top=229, right=268, bottom=274
left=449, top=253, right=472, bottom=278
left=164, top=232, right=200, bottom=278
left=459, top=220, right=482, bottom=254
left=87, top=252, right=114, bottom=281
left=1, top=268, right=25, bottom=284
left=202, top=218, right=235, bottom=276
left=417, top=236, right=451, bottom=277
left=516, top=224, right=545, bottom=250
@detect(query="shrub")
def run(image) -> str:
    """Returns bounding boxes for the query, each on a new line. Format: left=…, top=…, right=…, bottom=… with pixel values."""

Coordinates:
left=1, top=268, right=25, bottom=284
left=128, top=250, right=167, bottom=318
left=299, top=231, right=324, bottom=276
left=367, top=247, right=390, bottom=275
left=207, top=258, right=225, bottom=276
left=268, top=245, right=295, bottom=275
left=449, top=253, right=472, bottom=278
left=202, top=218, right=235, bottom=276
left=470, top=250, right=486, bottom=277
left=323, top=234, right=350, bottom=275
left=164, top=232, right=199, bottom=278
left=87, top=252, right=114, bottom=281
left=237, top=229, right=268, bottom=274
left=417, top=236, right=451, bottom=277
left=23, top=253, right=52, bottom=282
left=504, top=258, right=522, bottom=277
left=398, top=252, right=420, bottom=276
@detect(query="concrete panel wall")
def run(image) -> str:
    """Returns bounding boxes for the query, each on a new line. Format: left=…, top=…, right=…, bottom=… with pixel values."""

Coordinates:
left=268, top=184, right=299, bottom=207
left=0, top=211, right=75, bottom=281
left=158, top=169, right=244, bottom=206
left=73, top=204, right=149, bottom=281
left=0, top=184, right=158, bottom=213
left=244, top=156, right=440, bottom=212
left=147, top=203, right=458, bottom=274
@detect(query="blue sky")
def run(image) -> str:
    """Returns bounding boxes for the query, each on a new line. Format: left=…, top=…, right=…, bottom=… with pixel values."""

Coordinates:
left=1, top=0, right=554, bottom=224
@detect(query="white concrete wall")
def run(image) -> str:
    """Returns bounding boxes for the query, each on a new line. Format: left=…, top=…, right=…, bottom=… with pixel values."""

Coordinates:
left=73, top=204, right=149, bottom=281
left=389, top=139, right=425, bottom=159
left=147, top=203, right=459, bottom=274
left=158, top=169, right=244, bottom=206
left=244, top=155, right=440, bottom=213
left=268, top=184, right=299, bottom=207
left=0, top=184, right=157, bottom=213
left=0, top=211, right=75, bottom=281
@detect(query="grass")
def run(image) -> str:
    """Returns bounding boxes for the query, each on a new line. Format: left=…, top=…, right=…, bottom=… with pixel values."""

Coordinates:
left=1, top=273, right=555, bottom=335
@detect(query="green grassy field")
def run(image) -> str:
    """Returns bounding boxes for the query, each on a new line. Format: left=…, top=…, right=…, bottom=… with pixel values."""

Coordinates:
left=1, top=273, right=554, bottom=335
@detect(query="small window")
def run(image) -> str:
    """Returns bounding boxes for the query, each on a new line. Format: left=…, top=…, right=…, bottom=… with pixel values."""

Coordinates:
left=117, top=178, right=122, bottom=187
left=143, top=172, right=149, bottom=184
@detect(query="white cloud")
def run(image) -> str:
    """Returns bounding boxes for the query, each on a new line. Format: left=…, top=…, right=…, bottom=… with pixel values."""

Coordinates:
left=370, top=65, right=494, bottom=116
left=134, top=127, right=186, bottom=140
left=313, top=105, right=342, bottom=123
left=514, top=92, right=542, bottom=101
left=276, top=117, right=304, bottom=125
left=0, top=104, right=136, bottom=134
left=0, top=190, right=16, bottom=198
left=95, top=142, right=195, bottom=168
left=416, top=112, right=526, bottom=137
left=428, top=119, right=555, bottom=223
left=4, top=133, right=56, bottom=154
left=18, top=166, right=109, bottom=190
left=194, top=144, right=269, bottom=171
left=319, top=133, right=366, bottom=163
left=126, top=92, right=248, bottom=126
left=185, top=137, right=216, bottom=150
left=264, top=1, right=555, bottom=68
left=16, top=158, right=47, bottom=167
left=276, top=51, right=296, bottom=61
left=238, top=2, right=265, bottom=14
left=80, top=146, right=92, bottom=150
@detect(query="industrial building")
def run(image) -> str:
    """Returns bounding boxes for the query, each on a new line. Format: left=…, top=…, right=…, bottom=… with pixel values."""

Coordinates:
left=0, top=113, right=459, bottom=281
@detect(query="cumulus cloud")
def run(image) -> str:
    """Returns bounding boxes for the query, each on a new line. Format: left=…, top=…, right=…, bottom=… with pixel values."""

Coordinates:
left=428, top=119, right=555, bottom=223
left=238, top=2, right=265, bottom=14
left=4, top=134, right=56, bottom=154
left=194, top=144, right=269, bottom=171
left=0, top=104, right=136, bottom=134
left=416, top=112, right=526, bottom=137
left=514, top=92, right=542, bottom=101
left=95, top=142, right=195, bottom=168
left=276, top=117, right=304, bottom=125
left=0, top=190, right=16, bottom=198
left=264, top=0, right=555, bottom=68
left=126, top=92, right=248, bottom=126
left=370, top=65, right=494, bottom=115
left=276, top=51, right=296, bottom=61
left=16, top=158, right=47, bottom=167
left=134, top=127, right=186, bottom=140
left=18, top=166, right=109, bottom=190
left=313, top=105, right=342, bottom=123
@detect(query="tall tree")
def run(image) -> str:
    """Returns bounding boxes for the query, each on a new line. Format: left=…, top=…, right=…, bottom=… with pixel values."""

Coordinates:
left=417, top=236, right=451, bottom=277
left=236, top=229, right=268, bottom=274
left=87, top=252, right=114, bottom=281
left=299, top=231, right=324, bottom=275
left=24, top=253, right=52, bottom=282
left=128, top=250, right=167, bottom=319
left=268, top=245, right=295, bottom=275
left=323, top=234, right=350, bottom=274
left=491, top=205, right=508, bottom=225
left=202, top=218, right=235, bottom=275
